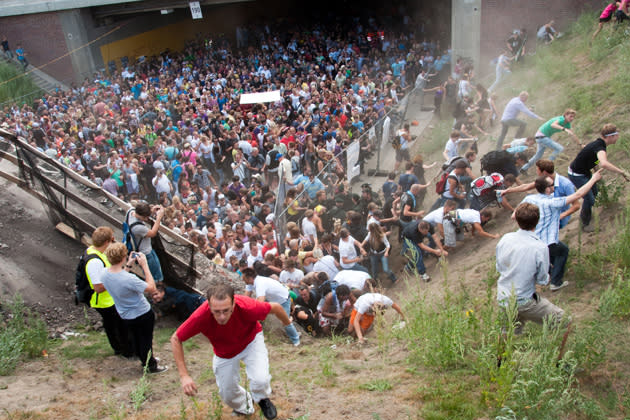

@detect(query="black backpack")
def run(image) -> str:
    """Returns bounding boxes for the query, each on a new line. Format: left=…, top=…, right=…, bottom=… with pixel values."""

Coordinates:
left=74, top=251, right=103, bottom=305
left=480, top=150, right=515, bottom=175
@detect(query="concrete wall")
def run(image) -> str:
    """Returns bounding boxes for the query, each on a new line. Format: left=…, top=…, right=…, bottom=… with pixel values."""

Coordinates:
left=451, top=0, right=482, bottom=72
left=1, top=12, right=75, bottom=83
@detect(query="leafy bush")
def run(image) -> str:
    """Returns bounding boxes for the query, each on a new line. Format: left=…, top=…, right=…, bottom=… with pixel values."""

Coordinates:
left=0, top=294, right=48, bottom=375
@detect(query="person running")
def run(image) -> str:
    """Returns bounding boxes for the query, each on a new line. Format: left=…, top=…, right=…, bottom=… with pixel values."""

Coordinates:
left=171, top=283, right=294, bottom=419
left=495, top=92, right=543, bottom=150
left=520, top=109, right=581, bottom=174
left=568, top=123, right=630, bottom=232
left=593, top=2, right=622, bottom=40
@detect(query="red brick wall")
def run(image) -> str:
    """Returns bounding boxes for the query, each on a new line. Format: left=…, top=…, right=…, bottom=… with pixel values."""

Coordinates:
left=1, top=12, right=74, bottom=83
left=479, top=0, right=601, bottom=74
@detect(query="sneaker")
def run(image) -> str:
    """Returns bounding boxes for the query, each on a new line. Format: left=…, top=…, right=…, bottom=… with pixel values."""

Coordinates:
left=293, top=339, right=301, bottom=347
left=519, top=168, right=528, bottom=176
left=421, top=273, right=431, bottom=282
left=550, top=281, right=569, bottom=292
left=149, top=364, right=168, bottom=374
left=582, top=224, right=595, bottom=233
left=258, top=398, right=277, bottom=420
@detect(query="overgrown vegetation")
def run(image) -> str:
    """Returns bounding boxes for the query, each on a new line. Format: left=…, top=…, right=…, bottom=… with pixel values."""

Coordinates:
left=0, top=294, right=48, bottom=375
left=0, top=63, right=43, bottom=106
left=393, top=13, right=630, bottom=418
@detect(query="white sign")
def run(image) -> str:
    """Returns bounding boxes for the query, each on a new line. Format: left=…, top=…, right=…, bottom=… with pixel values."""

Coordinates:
left=239, top=90, right=282, bottom=104
left=189, top=2, right=203, bottom=19
left=346, top=140, right=361, bottom=182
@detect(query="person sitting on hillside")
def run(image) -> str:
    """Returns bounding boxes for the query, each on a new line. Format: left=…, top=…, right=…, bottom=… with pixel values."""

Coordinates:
left=537, top=20, right=558, bottom=44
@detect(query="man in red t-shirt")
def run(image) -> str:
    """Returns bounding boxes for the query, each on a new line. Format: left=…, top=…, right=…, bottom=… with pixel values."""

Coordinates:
left=171, top=284, right=292, bottom=419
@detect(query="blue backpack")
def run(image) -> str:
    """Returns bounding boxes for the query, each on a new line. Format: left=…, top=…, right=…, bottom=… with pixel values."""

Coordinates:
left=122, top=210, right=143, bottom=252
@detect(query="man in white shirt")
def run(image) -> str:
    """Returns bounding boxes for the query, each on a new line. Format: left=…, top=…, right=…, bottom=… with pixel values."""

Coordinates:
left=152, top=169, right=173, bottom=198
left=278, top=259, right=304, bottom=290
left=337, top=228, right=369, bottom=273
left=495, top=91, right=544, bottom=150
left=301, top=210, right=318, bottom=246
left=334, top=269, right=374, bottom=291
left=243, top=268, right=301, bottom=346
left=442, top=208, right=499, bottom=248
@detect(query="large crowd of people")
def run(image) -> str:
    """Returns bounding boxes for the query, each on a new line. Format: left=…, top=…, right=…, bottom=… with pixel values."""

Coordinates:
left=5, top=8, right=630, bottom=419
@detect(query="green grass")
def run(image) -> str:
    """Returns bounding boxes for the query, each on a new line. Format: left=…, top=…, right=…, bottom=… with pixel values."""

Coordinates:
left=0, top=294, right=48, bottom=375
left=57, top=332, right=112, bottom=359
left=0, top=62, right=44, bottom=106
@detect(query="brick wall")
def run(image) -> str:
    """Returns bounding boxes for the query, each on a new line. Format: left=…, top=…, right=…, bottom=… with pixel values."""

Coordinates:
left=479, top=0, right=601, bottom=74
left=1, top=12, right=74, bottom=84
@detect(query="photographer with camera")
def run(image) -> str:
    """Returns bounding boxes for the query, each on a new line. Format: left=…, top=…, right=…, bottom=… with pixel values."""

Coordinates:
left=101, top=243, right=168, bottom=374
left=128, top=202, right=165, bottom=282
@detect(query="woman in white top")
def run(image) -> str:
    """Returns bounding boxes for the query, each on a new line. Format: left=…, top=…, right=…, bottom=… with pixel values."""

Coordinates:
left=361, top=223, right=397, bottom=283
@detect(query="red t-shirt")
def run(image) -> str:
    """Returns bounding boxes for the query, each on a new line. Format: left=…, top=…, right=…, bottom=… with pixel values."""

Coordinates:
left=176, top=294, right=271, bottom=359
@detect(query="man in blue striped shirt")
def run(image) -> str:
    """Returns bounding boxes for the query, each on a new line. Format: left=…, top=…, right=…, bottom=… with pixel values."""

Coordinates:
left=520, top=170, right=602, bottom=291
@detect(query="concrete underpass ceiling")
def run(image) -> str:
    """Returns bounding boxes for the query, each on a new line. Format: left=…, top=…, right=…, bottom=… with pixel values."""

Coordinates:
left=0, top=0, right=253, bottom=18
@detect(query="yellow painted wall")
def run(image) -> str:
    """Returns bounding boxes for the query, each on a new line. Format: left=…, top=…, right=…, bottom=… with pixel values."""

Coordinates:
left=99, top=19, right=210, bottom=66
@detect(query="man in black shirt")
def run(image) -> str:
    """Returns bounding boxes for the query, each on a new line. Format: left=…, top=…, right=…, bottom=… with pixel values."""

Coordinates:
left=568, top=123, right=630, bottom=232
left=401, top=220, right=447, bottom=282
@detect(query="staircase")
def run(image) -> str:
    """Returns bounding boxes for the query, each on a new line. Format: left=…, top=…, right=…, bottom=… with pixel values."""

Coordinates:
left=5, top=58, right=71, bottom=93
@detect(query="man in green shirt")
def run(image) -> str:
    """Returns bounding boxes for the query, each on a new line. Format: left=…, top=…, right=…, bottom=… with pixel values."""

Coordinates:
left=521, top=109, right=581, bottom=174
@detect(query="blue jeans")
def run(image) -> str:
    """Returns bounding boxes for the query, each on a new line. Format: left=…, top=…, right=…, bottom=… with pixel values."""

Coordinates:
left=369, top=254, right=396, bottom=282
left=402, top=239, right=426, bottom=275
left=496, top=119, right=527, bottom=150
left=522, top=136, right=564, bottom=171
left=489, top=67, right=510, bottom=92
left=145, top=249, right=164, bottom=282
left=568, top=172, right=597, bottom=226
left=548, top=242, right=569, bottom=286
left=281, top=299, right=300, bottom=344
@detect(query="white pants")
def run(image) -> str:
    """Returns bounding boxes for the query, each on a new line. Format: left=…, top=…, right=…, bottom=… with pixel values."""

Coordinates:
left=213, top=332, right=271, bottom=414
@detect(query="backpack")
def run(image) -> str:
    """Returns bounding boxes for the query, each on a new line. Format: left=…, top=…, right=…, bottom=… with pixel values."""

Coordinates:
left=471, top=173, right=504, bottom=197
left=318, top=279, right=339, bottom=298
left=436, top=172, right=458, bottom=195
left=74, top=251, right=102, bottom=305
left=122, top=209, right=143, bottom=252
left=391, top=135, right=401, bottom=150
left=480, top=150, right=515, bottom=175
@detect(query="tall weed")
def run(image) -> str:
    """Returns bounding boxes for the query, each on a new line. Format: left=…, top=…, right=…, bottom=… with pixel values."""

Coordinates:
left=0, top=294, right=48, bottom=375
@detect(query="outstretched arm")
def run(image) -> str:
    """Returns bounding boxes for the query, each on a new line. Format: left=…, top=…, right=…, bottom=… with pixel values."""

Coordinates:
left=269, top=302, right=292, bottom=326
left=171, top=333, right=198, bottom=396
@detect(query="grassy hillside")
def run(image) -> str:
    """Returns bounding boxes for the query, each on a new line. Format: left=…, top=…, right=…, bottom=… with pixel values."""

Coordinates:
left=393, top=12, right=630, bottom=419
left=0, top=62, right=43, bottom=106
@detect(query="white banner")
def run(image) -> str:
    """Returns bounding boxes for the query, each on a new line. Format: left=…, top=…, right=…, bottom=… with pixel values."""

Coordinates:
left=346, top=140, right=361, bottom=182
left=239, top=90, right=282, bottom=104
left=189, top=1, right=203, bottom=19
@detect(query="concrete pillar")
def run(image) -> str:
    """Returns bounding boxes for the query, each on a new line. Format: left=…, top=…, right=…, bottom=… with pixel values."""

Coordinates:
left=451, top=0, right=482, bottom=74
left=58, top=9, right=98, bottom=82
